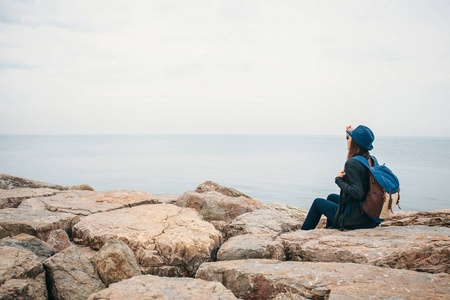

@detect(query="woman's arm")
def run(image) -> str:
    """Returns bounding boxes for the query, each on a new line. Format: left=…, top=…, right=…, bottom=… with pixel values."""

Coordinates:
left=335, top=159, right=365, bottom=201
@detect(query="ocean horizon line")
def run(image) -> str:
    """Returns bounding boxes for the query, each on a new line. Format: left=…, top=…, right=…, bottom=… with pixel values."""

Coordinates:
left=1, top=133, right=449, bottom=139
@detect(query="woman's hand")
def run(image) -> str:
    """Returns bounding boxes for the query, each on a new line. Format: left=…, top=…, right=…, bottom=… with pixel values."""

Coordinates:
left=336, top=171, right=346, bottom=178
left=346, top=125, right=354, bottom=132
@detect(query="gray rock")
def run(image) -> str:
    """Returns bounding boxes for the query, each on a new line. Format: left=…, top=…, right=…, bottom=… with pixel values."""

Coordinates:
left=0, top=233, right=54, bottom=262
left=0, top=245, right=47, bottom=299
left=0, top=174, right=68, bottom=190
left=195, top=181, right=251, bottom=198
left=33, top=190, right=180, bottom=215
left=381, top=209, right=450, bottom=228
left=0, top=208, right=80, bottom=240
left=47, top=229, right=72, bottom=252
left=217, top=234, right=285, bottom=261
left=72, top=204, right=222, bottom=277
left=44, top=246, right=106, bottom=300
left=87, top=275, right=237, bottom=300
left=90, top=239, right=141, bottom=286
left=0, top=188, right=60, bottom=209
left=280, top=225, right=450, bottom=274
left=176, top=191, right=265, bottom=222
left=226, top=209, right=302, bottom=239
left=196, top=259, right=450, bottom=300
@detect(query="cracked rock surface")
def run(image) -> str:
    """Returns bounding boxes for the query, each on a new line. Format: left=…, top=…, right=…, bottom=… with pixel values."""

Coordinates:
left=0, top=245, right=48, bottom=299
left=87, top=274, right=237, bottom=300
left=72, top=204, right=222, bottom=276
left=43, top=246, right=106, bottom=300
left=0, top=188, right=60, bottom=209
left=21, top=190, right=180, bottom=215
left=280, top=225, right=450, bottom=274
left=380, top=209, right=450, bottom=228
left=217, top=234, right=285, bottom=261
left=176, top=190, right=265, bottom=222
left=0, top=208, right=80, bottom=240
left=196, top=259, right=450, bottom=300
left=90, top=239, right=141, bottom=286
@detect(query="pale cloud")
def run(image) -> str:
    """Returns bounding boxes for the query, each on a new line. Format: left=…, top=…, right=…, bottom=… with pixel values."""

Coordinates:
left=0, top=0, right=449, bottom=136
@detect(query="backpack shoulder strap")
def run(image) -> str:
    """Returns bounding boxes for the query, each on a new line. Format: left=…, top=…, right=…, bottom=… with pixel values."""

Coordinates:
left=350, top=155, right=371, bottom=169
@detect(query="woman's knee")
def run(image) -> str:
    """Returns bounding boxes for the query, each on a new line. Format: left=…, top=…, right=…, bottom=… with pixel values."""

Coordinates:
left=312, top=198, right=326, bottom=206
left=327, top=194, right=340, bottom=204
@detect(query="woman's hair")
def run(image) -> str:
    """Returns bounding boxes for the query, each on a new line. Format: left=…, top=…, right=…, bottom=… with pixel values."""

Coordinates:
left=347, top=138, right=369, bottom=161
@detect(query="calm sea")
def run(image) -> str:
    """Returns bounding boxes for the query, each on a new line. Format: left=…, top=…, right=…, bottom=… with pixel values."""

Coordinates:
left=0, top=135, right=449, bottom=211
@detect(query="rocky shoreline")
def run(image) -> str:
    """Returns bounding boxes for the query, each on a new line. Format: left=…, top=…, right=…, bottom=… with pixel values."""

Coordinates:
left=0, top=174, right=449, bottom=299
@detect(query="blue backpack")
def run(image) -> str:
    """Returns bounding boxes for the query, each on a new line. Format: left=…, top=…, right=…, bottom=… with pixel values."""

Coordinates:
left=351, top=156, right=400, bottom=223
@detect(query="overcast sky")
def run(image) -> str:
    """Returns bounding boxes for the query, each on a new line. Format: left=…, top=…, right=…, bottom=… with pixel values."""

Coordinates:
left=0, top=0, right=449, bottom=136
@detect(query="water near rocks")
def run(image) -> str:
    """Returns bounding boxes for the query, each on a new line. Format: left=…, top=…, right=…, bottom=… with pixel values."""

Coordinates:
left=1, top=135, right=448, bottom=211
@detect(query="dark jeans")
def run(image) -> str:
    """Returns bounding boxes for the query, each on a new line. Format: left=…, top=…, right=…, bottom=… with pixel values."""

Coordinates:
left=301, top=194, right=339, bottom=230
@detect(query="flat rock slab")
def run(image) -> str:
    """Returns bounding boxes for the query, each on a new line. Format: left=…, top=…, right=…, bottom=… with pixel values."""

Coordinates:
left=0, top=188, right=60, bottom=209
left=381, top=209, right=450, bottom=228
left=226, top=209, right=302, bottom=239
left=0, top=208, right=80, bottom=240
left=25, top=190, right=180, bottom=215
left=196, top=260, right=450, bottom=300
left=176, top=191, right=265, bottom=222
left=87, top=274, right=237, bottom=300
left=72, top=204, right=222, bottom=276
left=217, top=234, right=285, bottom=261
left=0, top=173, right=68, bottom=190
left=0, top=245, right=47, bottom=299
left=280, top=225, right=450, bottom=274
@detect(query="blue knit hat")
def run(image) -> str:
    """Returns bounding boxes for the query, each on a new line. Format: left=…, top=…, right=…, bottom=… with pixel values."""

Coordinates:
left=346, top=125, right=374, bottom=150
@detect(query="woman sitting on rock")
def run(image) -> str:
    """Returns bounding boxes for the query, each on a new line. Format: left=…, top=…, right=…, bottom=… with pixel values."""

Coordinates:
left=301, top=125, right=379, bottom=230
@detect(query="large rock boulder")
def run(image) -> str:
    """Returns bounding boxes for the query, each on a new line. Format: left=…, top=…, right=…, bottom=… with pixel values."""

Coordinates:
left=47, top=229, right=72, bottom=252
left=0, top=233, right=54, bottom=262
left=26, top=190, right=180, bottom=216
left=196, top=260, right=450, bottom=300
left=90, top=239, right=141, bottom=286
left=0, top=174, right=68, bottom=190
left=0, top=188, right=60, bottom=209
left=381, top=209, right=450, bottom=228
left=0, top=208, right=80, bottom=240
left=43, top=246, right=106, bottom=300
left=0, top=246, right=47, bottom=299
left=217, top=234, right=285, bottom=261
left=176, top=191, right=265, bottom=222
left=280, top=225, right=450, bottom=274
left=87, top=275, right=237, bottom=300
left=72, top=204, right=222, bottom=276
left=195, top=181, right=250, bottom=198
left=226, top=209, right=302, bottom=238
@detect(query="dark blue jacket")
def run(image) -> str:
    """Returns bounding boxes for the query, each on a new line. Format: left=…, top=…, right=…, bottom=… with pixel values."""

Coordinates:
left=332, top=154, right=378, bottom=230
